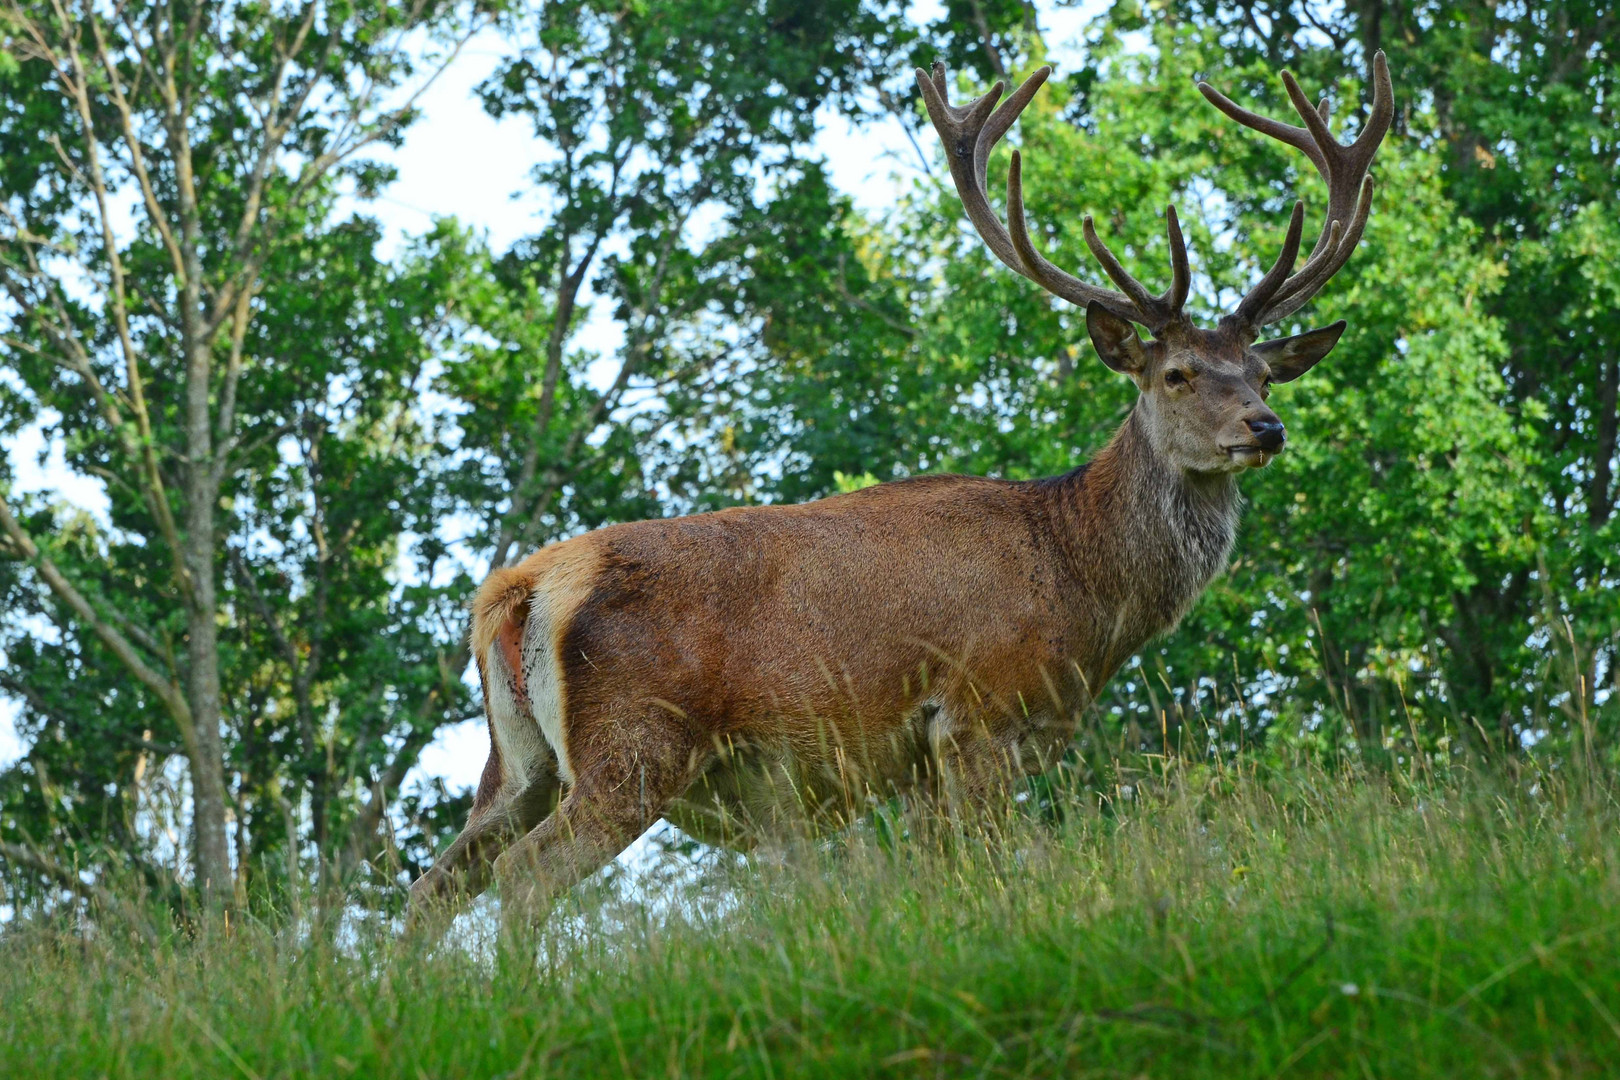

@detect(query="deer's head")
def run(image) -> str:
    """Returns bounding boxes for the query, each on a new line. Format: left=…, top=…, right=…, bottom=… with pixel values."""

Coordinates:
left=917, top=54, right=1393, bottom=475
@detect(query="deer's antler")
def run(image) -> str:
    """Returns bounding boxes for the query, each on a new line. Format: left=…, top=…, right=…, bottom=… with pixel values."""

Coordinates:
left=915, top=62, right=1189, bottom=333
left=1200, top=51, right=1394, bottom=332
left=918, top=55, right=1393, bottom=343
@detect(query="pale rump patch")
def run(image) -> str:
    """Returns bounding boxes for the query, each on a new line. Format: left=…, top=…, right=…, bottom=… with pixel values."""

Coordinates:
left=518, top=590, right=572, bottom=784
left=482, top=637, right=550, bottom=789
left=474, top=538, right=602, bottom=788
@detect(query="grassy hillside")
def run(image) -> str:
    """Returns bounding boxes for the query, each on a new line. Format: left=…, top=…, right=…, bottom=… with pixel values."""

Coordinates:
left=5, top=756, right=1618, bottom=1078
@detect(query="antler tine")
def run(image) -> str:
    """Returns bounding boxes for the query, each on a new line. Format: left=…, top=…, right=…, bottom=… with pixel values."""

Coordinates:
left=1074, top=209, right=1193, bottom=331
left=915, top=62, right=1026, bottom=275
left=916, top=62, right=1155, bottom=328
left=1079, top=212, right=1161, bottom=319
left=1007, top=154, right=1184, bottom=329
left=1258, top=181, right=1368, bottom=324
left=1201, top=51, right=1394, bottom=332
left=1353, top=51, right=1396, bottom=163
left=1269, top=215, right=1345, bottom=313
left=1198, top=76, right=1326, bottom=173
left=1005, top=152, right=1136, bottom=322
left=1231, top=200, right=1305, bottom=329
left=1164, top=204, right=1190, bottom=315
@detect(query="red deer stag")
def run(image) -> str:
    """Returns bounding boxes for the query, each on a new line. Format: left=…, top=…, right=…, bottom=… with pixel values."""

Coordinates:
left=408, top=54, right=1393, bottom=928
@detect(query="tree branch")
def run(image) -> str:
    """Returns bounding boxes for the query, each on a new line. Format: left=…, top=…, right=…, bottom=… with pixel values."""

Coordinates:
left=512, top=187, right=706, bottom=556
left=84, top=0, right=187, bottom=285
left=202, top=16, right=483, bottom=340
left=0, top=497, right=198, bottom=754
left=62, top=0, right=192, bottom=603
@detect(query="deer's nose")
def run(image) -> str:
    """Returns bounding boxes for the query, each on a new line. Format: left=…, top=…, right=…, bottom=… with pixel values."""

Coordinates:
left=1247, top=418, right=1286, bottom=451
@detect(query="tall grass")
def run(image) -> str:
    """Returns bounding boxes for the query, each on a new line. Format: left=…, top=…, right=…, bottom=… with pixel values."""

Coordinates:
left=4, top=753, right=1618, bottom=1078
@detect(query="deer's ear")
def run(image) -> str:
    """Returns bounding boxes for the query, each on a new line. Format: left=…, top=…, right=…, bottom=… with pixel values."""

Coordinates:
left=1254, top=320, right=1346, bottom=383
left=1085, top=302, right=1151, bottom=376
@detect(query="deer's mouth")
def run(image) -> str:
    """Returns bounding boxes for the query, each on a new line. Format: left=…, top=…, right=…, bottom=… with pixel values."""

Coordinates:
left=1223, top=445, right=1275, bottom=468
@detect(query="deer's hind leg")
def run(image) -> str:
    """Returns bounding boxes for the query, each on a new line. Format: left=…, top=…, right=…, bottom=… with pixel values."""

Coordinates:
left=406, top=740, right=560, bottom=932
left=492, top=704, right=710, bottom=927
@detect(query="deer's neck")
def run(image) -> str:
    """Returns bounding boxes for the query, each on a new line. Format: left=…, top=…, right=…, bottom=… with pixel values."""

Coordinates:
left=1045, top=407, right=1242, bottom=666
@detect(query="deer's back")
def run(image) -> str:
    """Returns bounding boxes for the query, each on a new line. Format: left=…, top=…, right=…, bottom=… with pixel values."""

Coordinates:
left=521, top=475, right=1083, bottom=740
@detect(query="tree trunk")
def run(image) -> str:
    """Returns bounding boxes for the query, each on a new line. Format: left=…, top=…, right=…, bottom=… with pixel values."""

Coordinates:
left=182, top=603, right=232, bottom=907
left=183, top=351, right=233, bottom=908
left=1591, top=357, right=1618, bottom=526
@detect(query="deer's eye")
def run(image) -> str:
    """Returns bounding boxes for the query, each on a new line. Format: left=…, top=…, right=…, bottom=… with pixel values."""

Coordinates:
left=1260, top=375, right=1272, bottom=398
left=1165, top=369, right=1190, bottom=388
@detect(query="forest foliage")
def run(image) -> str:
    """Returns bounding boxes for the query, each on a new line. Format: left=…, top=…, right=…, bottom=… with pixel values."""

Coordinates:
left=0, top=0, right=1615, bottom=917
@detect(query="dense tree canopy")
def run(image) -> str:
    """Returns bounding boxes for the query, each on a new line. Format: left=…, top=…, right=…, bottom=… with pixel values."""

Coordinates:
left=1, top=0, right=1614, bottom=919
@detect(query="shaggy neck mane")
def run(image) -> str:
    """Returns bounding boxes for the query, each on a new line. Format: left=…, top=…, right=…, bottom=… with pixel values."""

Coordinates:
left=1038, top=405, right=1242, bottom=671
